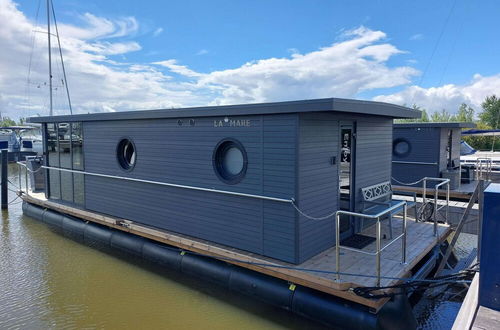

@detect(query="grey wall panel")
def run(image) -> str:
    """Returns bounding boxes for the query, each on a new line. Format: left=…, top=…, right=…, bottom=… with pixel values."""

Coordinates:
left=83, top=114, right=298, bottom=263
left=354, top=118, right=394, bottom=210
left=393, top=127, right=440, bottom=163
left=297, top=113, right=338, bottom=262
left=392, top=127, right=440, bottom=186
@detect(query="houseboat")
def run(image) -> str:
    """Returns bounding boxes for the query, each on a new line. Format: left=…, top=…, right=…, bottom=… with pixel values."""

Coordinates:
left=392, top=122, right=477, bottom=197
left=21, top=98, right=452, bottom=329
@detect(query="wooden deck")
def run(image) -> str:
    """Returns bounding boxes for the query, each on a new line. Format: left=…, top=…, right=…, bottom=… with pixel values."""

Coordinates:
left=20, top=192, right=451, bottom=312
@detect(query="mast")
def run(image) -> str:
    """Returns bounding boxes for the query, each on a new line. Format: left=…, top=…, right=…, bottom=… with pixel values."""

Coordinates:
left=47, top=0, right=53, bottom=116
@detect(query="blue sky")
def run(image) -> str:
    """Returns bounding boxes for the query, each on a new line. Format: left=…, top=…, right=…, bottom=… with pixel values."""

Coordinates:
left=1, top=0, right=499, bottom=118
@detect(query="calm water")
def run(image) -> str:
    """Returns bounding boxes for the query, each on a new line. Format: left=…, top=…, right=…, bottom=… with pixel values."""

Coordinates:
left=0, top=164, right=465, bottom=329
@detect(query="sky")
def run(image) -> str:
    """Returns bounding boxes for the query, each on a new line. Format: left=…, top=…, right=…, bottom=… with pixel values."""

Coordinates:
left=0, top=0, right=499, bottom=119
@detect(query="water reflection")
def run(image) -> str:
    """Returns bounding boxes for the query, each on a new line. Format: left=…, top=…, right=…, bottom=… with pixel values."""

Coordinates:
left=0, top=165, right=326, bottom=329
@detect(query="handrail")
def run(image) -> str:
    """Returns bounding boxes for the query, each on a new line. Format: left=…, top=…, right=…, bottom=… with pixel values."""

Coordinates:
left=476, top=158, right=492, bottom=180
left=16, top=162, right=293, bottom=204
left=421, top=177, right=450, bottom=236
left=335, top=201, right=407, bottom=286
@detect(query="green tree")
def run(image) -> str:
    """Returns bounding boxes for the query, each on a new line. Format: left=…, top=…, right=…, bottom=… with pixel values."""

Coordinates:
left=479, top=95, right=500, bottom=129
left=430, top=109, right=455, bottom=122
left=456, top=103, right=475, bottom=122
left=0, top=117, right=16, bottom=127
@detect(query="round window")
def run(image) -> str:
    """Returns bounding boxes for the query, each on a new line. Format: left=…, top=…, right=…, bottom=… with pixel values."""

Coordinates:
left=117, top=138, right=136, bottom=170
left=393, top=138, right=411, bottom=157
left=213, top=139, right=248, bottom=184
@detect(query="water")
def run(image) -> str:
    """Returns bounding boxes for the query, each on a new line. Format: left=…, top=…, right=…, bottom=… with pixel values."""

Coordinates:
left=0, top=164, right=467, bottom=329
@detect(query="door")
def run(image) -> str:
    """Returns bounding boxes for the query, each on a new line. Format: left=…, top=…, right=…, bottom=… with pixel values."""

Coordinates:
left=339, top=122, right=355, bottom=239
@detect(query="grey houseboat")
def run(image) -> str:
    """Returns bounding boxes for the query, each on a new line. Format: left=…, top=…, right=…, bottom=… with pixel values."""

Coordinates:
left=29, top=98, right=420, bottom=264
left=392, top=122, right=475, bottom=189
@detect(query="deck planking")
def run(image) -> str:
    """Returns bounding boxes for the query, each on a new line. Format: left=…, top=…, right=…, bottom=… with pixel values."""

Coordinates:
left=20, top=191, right=451, bottom=311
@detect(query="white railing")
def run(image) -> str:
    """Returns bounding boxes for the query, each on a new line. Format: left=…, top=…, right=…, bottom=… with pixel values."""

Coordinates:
left=335, top=201, right=408, bottom=286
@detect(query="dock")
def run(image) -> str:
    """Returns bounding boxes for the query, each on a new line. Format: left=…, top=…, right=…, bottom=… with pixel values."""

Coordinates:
left=453, top=273, right=500, bottom=330
left=21, top=192, right=451, bottom=312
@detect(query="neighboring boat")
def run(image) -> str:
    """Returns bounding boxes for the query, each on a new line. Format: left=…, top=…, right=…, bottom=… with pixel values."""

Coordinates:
left=0, top=126, right=40, bottom=162
left=461, top=130, right=500, bottom=173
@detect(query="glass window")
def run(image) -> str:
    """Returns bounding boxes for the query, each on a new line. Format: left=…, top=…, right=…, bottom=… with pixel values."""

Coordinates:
left=213, top=139, right=247, bottom=184
left=47, top=123, right=59, bottom=167
left=71, top=123, right=84, bottom=170
left=393, top=138, right=411, bottom=157
left=117, top=139, right=136, bottom=170
left=73, top=173, right=85, bottom=206
left=48, top=169, right=61, bottom=200
left=59, top=123, right=71, bottom=169
left=61, top=171, right=73, bottom=203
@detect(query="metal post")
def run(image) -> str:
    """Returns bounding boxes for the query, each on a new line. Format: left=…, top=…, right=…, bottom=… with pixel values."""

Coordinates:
left=18, top=163, right=22, bottom=192
left=402, top=204, right=407, bottom=264
left=477, top=180, right=484, bottom=263
left=376, top=218, right=381, bottom=287
left=1, top=150, right=7, bottom=209
left=335, top=213, right=340, bottom=282
left=434, top=185, right=438, bottom=236
left=25, top=166, right=29, bottom=196
left=446, top=182, right=450, bottom=225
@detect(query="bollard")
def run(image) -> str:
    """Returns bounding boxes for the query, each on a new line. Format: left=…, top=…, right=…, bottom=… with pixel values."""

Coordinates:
left=1, top=150, right=8, bottom=209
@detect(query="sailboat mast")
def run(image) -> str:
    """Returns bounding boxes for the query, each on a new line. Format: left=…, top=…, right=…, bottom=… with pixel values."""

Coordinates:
left=47, top=0, right=53, bottom=116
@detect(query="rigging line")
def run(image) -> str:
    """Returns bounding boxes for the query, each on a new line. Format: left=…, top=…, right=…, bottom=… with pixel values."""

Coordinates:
left=410, top=0, right=459, bottom=107
left=437, top=0, right=469, bottom=87
left=51, top=0, right=73, bottom=115
left=24, top=0, right=42, bottom=118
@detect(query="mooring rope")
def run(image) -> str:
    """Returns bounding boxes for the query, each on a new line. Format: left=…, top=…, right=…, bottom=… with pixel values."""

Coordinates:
left=391, top=177, right=425, bottom=186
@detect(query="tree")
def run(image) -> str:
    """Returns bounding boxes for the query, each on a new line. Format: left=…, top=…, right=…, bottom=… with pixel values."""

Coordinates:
left=430, top=109, right=454, bottom=122
left=456, top=103, right=475, bottom=122
left=479, top=95, right=500, bottom=129
left=0, top=117, right=16, bottom=127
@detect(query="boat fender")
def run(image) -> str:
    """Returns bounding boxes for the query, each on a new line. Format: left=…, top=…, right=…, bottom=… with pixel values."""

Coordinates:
left=42, top=209, right=64, bottom=227
left=228, top=266, right=294, bottom=311
left=180, top=253, right=231, bottom=288
left=83, top=222, right=113, bottom=245
left=62, top=216, right=86, bottom=239
left=110, top=230, right=146, bottom=257
left=22, top=202, right=44, bottom=219
left=291, top=286, right=378, bottom=330
left=141, top=241, right=182, bottom=272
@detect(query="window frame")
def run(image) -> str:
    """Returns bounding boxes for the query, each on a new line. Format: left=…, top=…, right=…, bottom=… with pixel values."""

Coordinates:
left=212, top=138, right=248, bottom=185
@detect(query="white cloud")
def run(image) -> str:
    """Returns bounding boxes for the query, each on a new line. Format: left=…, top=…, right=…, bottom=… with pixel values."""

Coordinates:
left=152, top=60, right=204, bottom=78
left=373, top=74, right=500, bottom=112
left=194, top=26, right=418, bottom=104
left=410, top=33, right=424, bottom=41
left=196, top=49, right=208, bottom=55
left=58, top=13, right=138, bottom=40
left=153, top=27, right=163, bottom=37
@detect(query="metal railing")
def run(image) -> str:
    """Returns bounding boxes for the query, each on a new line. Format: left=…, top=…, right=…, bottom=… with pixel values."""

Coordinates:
left=475, top=158, right=492, bottom=180
left=16, top=162, right=293, bottom=204
left=421, top=177, right=450, bottom=236
left=335, top=201, right=407, bottom=286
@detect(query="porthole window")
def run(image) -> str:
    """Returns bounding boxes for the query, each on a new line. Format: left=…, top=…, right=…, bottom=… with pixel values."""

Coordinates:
left=213, top=139, right=248, bottom=184
left=393, top=138, right=411, bottom=157
left=117, top=138, right=136, bottom=170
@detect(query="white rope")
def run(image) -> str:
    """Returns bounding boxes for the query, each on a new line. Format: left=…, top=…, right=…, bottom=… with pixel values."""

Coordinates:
left=291, top=199, right=336, bottom=221
left=391, top=177, right=425, bottom=186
